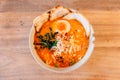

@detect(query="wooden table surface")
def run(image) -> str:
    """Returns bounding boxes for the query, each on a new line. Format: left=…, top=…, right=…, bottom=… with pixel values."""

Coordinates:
left=0, top=0, right=120, bottom=80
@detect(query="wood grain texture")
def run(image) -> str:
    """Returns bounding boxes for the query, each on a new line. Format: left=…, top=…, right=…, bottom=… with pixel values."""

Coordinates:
left=0, top=0, right=120, bottom=80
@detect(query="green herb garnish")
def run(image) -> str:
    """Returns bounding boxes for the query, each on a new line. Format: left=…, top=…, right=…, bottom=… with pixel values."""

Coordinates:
left=54, top=63, right=59, bottom=67
left=69, top=61, right=76, bottom=66
left=34, top=27, right=58, bottom=50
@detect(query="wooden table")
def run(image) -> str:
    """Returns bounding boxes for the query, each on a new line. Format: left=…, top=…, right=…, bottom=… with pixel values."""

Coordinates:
left=0, top=0, right=120, bottom=80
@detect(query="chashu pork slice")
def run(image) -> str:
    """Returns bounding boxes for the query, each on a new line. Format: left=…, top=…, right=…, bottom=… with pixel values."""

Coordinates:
left=33, top=13, right=49, bottom=32
left=49, top=6, right=71, bottom=21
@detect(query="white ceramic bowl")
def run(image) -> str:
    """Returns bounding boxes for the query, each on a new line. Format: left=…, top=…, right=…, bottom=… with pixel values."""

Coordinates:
left=29, top=11, right=95, bottom=73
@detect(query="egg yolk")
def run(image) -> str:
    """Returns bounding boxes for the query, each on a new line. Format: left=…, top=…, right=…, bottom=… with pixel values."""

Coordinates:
left=57, top=22, right=66, bottom=31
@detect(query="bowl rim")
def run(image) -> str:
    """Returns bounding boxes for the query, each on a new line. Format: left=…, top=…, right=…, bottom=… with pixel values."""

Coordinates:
left=29, top=12, right=95, bottom=73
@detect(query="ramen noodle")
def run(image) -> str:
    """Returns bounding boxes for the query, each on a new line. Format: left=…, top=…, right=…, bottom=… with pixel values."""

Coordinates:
left=33, top=6, right=89, bottom=67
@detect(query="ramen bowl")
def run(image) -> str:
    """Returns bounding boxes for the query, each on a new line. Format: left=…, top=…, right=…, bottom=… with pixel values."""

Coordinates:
left=29, top=6, right=95, bottom=73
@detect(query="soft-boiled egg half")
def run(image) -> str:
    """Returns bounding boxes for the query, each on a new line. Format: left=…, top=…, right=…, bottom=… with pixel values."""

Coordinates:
left=52, top=19, right=71, bottom=33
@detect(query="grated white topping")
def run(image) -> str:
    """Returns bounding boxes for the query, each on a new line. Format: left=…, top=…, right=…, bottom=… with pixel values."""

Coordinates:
left=51, top=33, right=81, bottom=56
